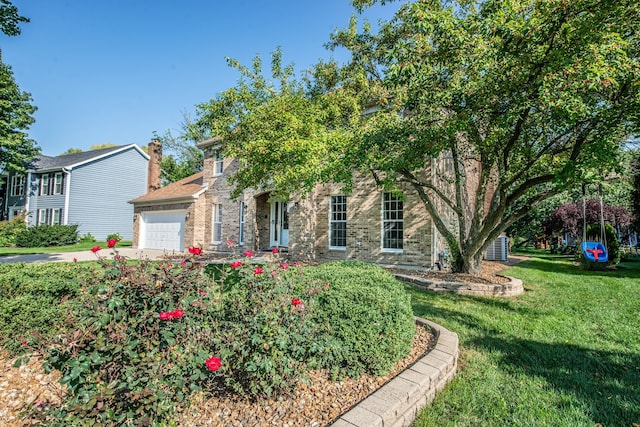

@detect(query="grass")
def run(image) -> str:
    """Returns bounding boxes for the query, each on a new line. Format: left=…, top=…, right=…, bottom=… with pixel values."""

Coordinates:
left=412, top=256, right=640, bottom=426
left=0, top=240, right=132, bottom=256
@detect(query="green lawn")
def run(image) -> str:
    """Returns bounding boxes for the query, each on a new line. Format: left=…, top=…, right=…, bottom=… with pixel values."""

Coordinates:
left=0, top=240, right=132, bottom=256
left=412, top=256, right=640, bottom=426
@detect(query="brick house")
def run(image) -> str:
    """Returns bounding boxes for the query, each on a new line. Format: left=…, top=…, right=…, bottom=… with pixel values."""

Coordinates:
left=131, top=138, right=450, bottom=267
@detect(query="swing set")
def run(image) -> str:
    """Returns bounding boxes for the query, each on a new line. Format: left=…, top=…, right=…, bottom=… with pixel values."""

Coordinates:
left=580, top=183, right=609, bottom=263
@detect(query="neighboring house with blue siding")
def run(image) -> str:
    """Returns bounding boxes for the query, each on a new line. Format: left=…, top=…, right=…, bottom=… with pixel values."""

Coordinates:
left=1, top=145, right=149, bottom=240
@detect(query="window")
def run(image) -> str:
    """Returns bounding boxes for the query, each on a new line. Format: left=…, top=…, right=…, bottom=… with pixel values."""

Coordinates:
left=213, top=150, right=224, bottom=176
left=10, top=175, right=25, bottom=197
left=37, top=208, right=63, bottom=225
left=330, top=195, right=347, bottom=249
left=239, top=202, right=246, bottom=245
left=52, top=208, right=62, bottom=225
left=54, top=173, right=63, bottom=195
left=212, top=204, right=222, bottom=243
left=38, top=209, right=47, bottom=225
left=382, top=192, right=403, bottom=251
left=40, top=174, right=50, bottom=195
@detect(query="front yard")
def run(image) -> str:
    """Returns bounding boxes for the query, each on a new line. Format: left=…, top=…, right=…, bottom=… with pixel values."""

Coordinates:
left=0, top=254, right=638, bottom=425
left=412, top=256, right=640, bottom=426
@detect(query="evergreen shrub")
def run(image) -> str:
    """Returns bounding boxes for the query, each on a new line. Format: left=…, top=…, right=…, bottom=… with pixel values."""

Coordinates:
left=15, top=224, right=78, bottom=247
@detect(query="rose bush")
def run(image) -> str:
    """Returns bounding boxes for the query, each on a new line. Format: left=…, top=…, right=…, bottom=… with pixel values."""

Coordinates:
left=12, top=245, right=414, bottom=425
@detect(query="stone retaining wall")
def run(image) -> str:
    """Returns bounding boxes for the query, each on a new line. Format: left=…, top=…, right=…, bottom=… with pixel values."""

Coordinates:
left=395, top=274, right=524, bottom=297
left=331, top=318, right=458, bottom=427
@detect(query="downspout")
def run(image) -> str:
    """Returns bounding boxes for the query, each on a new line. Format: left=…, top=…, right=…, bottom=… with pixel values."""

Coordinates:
left=25, top=171, right=32, bottom=225
left=431, top=157, right=439, bottom=269
left=63, top=167, right=71, bottom=225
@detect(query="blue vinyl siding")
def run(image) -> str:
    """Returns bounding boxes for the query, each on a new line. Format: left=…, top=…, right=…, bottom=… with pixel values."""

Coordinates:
left=30, top=173, right=65, bottom=225
left=67, top=147, right=148, bottom=240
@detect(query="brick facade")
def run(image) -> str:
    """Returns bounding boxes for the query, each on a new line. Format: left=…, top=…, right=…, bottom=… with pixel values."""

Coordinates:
left=132, top=139, right=452, bottom=268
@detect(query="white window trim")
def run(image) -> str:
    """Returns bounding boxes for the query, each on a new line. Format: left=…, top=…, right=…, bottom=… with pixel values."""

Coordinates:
left=238, top=201, right=246, bottom=245
left=52, top=208, right=62, bottom=225
left=213, top=150, right=224, bottom=176
left=54, top=172, right=63, bottom=195
left=10, top=175, right=25, bottom=197
left=381, top=192, right=404, bottom=253
left=38, top=209, right=47, bottom=225
left=40, top=174, right=50, bottom=196
left=212, top=204, right=222, bottom=243
left=329, top=195, right=347, bottom=250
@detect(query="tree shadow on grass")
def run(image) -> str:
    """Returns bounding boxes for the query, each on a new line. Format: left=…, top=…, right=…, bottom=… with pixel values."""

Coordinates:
left=469, top=335, right=640, bottom=424
left=509, top=258, right=640, bottom=281
left=411, top=298, right=640, bottom=424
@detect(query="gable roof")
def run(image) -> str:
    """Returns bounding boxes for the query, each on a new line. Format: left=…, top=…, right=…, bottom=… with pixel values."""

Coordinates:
left=29, top=144, right=149, bottom=172
left=129, top=171, right=206, bottom=205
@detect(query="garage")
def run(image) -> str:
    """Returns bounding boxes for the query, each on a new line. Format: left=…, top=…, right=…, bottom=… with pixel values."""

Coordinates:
left=139, top=211, right=185, bottom=252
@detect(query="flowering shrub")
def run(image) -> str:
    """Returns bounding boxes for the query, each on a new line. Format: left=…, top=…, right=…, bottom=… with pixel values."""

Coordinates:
left=12, top=246, right=414, bottom=425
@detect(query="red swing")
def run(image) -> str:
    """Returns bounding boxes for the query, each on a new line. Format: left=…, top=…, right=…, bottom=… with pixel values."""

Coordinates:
left=580, top=183, right=608, bottom=263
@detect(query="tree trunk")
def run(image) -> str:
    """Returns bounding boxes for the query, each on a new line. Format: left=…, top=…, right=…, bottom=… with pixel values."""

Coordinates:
left=450, top=248, right=484, bottom=276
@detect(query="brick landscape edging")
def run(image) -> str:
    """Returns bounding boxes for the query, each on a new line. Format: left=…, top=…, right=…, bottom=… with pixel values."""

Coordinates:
left=330, top=318, right=459, bottom=427
left=394, top=274, right=524, bottom=297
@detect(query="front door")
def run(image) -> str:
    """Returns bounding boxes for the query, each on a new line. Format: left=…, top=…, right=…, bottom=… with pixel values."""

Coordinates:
left=270, top=201, right=289, bottom=248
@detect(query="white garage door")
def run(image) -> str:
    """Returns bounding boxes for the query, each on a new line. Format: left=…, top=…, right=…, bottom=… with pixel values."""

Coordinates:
left=140, top=211, right=185, bottom=252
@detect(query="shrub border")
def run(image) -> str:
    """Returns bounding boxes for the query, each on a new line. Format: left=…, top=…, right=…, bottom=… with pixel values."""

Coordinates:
left=331, top=317, right=459, bottom=427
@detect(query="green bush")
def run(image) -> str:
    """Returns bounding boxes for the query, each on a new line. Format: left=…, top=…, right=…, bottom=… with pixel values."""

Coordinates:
left=78, top=232, right=96, bottom=243
left=302, top=261, right=415, bottom=378
left=0, top=214, right=27, bottom=246
left=106, top=232, right=123, bottom=242
left=7, top=251, right=416, bottom=425
left=0, top=262, right=88, bottom=353
left=15, top=224, right=79, bottom=247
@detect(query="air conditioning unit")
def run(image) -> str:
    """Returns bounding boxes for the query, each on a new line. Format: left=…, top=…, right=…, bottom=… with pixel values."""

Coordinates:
left=485, top=235, right=508, bottom=261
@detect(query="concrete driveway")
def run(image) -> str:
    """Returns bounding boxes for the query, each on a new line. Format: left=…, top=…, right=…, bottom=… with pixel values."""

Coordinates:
left=0, top=248, right=173, bottom=264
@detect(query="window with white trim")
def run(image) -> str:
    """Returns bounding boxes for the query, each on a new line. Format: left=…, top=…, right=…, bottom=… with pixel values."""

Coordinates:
left=38, top=209, right=47, bottom=225
left=329, top=195, right=347, bottom=249
left=382, top=192, right=403, bottom=251
left=212, top=204, right=222, bottom=243
left=239, top=202, right=246, bottom=245
left=40, top=174, right=50, bottom=195
left=54, top=173, right=63, bottom=195
left=213, top=150, right=224, bottom=176
left=37, top=208, right=64, bottom=225
left=52, top=208, right=62, bottom=225
left=10, top=175, right=25, bottom=197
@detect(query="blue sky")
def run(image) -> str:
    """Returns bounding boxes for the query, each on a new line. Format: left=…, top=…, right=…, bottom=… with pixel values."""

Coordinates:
left=2, top=0, right=396, bottom=156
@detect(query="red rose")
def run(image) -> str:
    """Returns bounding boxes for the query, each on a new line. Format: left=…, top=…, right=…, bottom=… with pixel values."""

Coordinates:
left=159, top=311, right=172, bottom=320
left=91, top=245, right=101, bottom=253
left=292, top=298, right=302, bottom=306
left=188, top=246, right=202, bottom=255
left=205, top=356, right=222, bottom=372
left=243, top=250, right=254, bottom=257
left=73, top=257, right=78, bottom=263
left=272, top=247, right=279, bottom=254
left=107, top=238, right=118, bottom=248
left=253, top=266, right=264, bottom=276
left=230, top=261, right=242, bottom=269
left=280, top=263, right=289, bottom=270
left=172, top=309, right=184, bottom=319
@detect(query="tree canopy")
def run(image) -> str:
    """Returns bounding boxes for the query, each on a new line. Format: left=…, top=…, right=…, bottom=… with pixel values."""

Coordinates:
left=0, top=0, right=37, bottom=173
left=191, top=0, right=639, bottom=273
left=0, top=0, right=28, bottom=37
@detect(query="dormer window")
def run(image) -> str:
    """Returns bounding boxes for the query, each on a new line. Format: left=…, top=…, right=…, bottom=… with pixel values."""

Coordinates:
left=213, top=150, right=224, bottom=176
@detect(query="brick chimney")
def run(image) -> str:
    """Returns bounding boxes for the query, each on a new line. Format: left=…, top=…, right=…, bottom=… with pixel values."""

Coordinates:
left=147, top=139, right=162, bottom=193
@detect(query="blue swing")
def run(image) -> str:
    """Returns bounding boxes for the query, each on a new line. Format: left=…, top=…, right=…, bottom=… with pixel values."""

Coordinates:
left=581, top=241, right=608, bottom=263
left=580, top=183, right=609, bottom=264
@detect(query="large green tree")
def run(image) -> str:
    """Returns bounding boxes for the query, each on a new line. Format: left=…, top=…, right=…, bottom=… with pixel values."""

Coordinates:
left=192, top=0, right=639, bottom=274
left=0, top=0, right=38, bottom=172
